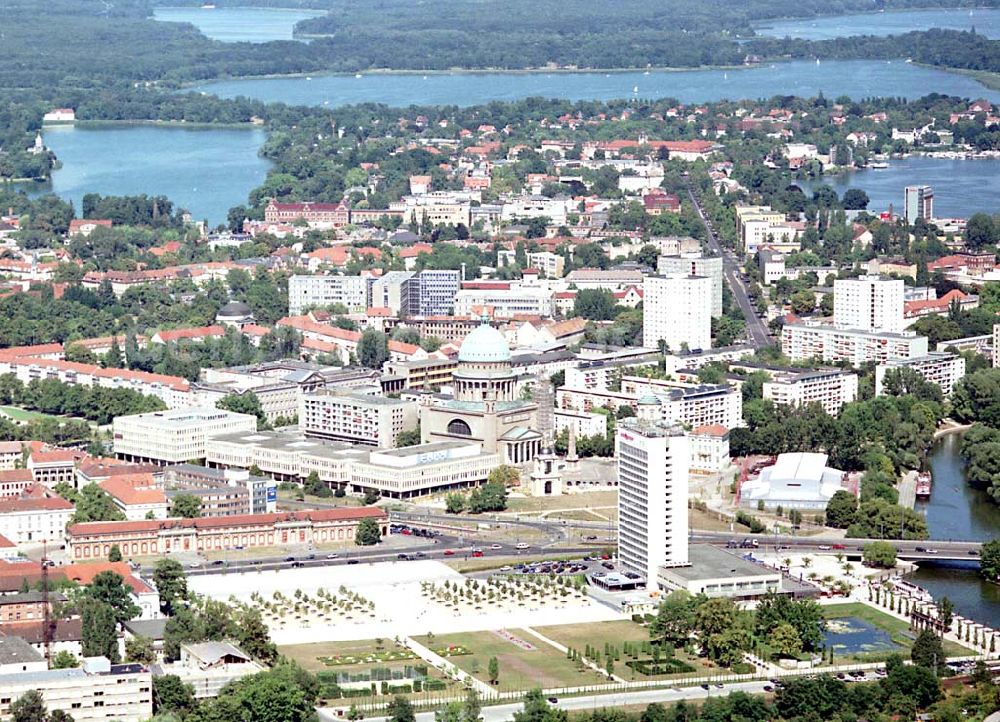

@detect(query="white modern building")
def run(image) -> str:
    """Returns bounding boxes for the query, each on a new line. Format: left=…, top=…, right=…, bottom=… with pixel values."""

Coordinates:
left=288, top=274, right=371, bottom=315
left=657, top=253, right=723, bottom=317
left=781, top=322, right=928, bottom=365
left=874, top=352, right=966, bottom=396
left=740, top=452, right=849, bottom=511
left=299, top=389, right=418, bottom=448
left=905, top=185, right=934, bottom=224
left=370, top=271, right=414, bottom=315
left=453, top=286, right=556, bottom=319
left=616, top=407, right=689, bottom=587
left=113, top=408, right=259, bottom=465
left=620, top=376, right=743, bottom=430
left=0, top=496, right=74, bottom=545
left=642, top=274, right=712, bottom=352
left=0, top=657, right=153, bottom=722
left=762, top=368, right=859, bottom=416
left=833, top=275, right=905, bottom=333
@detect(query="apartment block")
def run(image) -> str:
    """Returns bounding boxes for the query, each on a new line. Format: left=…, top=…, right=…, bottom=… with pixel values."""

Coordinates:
left=113, top=408, right=258, bottom=465
left=781, top=322, right=929, bottom=365
left=621, top=377, right=743, bottom=429
left=761, top=368, right=859, bottom=416
left=288, top=274, right=371, bottom=315
left=453, top=286, right=556, bottom=319
left=299, top=390, right=418, bottom=447
left=833, top=275, right=905, bottom=333
left=874, top=352, right=966, bottom=396
left=642, top=274, right=712, bottom=352
left=402, top=269, right=461, bottom=317
left=657, top=253, right=724, bottom=317
left=616, top=417, right=689, bottom=587
left=0, top=657, right=152, bottom=722
left=735, top=205, right=801, bottom=255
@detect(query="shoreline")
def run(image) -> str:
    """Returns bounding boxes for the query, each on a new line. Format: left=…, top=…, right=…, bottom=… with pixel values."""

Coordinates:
left=933, top=421, right=973, bottom=439
left=61, top=119, right=263, bottom=131
left=751, top=5, right=994, bottom=33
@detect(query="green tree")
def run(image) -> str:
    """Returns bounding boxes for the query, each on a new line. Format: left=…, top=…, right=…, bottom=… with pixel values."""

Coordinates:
left=980, top=538, right=1000, bottom=582
left=842, top=188, right=870, bottom=210
left=355, top=517, right=381, bottom=546
left=237, top=607, right=278, bottom=665
left=153, top=558, right=188, bottom=614
left=152, top=675, right=198, bottom=717
left=50, top=650, right=78, bottom=669
left=387, top=696, right=415, bottom=722
left=936, top=596, right=954, bottom=630
left=85, top=571, right=140, bottom=625
left=461, top=688, right=481, bottom=722
left=910, top=629, right=946, bottom=675
left=170, top=493, right=202, bottom=519
left=824, top=489, right=857, bottom=528
left=467, top=481, right=507, bottom=513
left=303, top=471, right=332, bottom=498
left=72, top=484, right=125, bottom=523
left=770, top=622, right=803, bottom=658
left=108, top=544, right=122, bottom=563
left=395, top=428, right=422, bottom=448
left=513, top=689, right=567, bottom=722
left=215, top=391, right=268, bottom=430
left=445, top=493, right=466, bottom=514
left=573, top=289, right=617, bottom=320
left=488, top=655, right=499, bottom=684
left=650, top=590, right=697, bottom=647
left=358, top=329, right=390, bottom=369
left=487, top=465, right=520, bottom=487
left=163, top=606, right=204, bottom=662
left=124, top=634, right=156, bottom=664
left=10, top=691, right=48, bottom=722
left=863, top=541, right=897, bottom=568
left=81, top=600, right=120, bottom=662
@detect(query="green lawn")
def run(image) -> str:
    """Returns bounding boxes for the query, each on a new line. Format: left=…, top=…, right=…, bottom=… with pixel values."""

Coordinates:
left=414, top=629, right=607, bottom=692
left=0, top=405, right=60, bottom=423
left=822, top=603, right=972, bottom=661
left=535, top=620, right=716, bottom=681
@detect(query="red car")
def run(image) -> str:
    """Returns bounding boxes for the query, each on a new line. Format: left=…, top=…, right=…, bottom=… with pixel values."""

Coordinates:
left=471, top=551, right=484, bottom=558
left=832, top=544, right=846, bottom=550
left=443, top=550, right=455, bottom=556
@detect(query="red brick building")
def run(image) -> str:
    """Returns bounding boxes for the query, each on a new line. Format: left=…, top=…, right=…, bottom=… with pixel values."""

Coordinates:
left=264, top=200, right=350, bottom=228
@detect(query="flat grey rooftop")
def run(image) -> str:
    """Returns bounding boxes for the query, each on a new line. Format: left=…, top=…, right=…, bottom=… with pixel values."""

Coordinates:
left=660, top=544, right=779, bottom=582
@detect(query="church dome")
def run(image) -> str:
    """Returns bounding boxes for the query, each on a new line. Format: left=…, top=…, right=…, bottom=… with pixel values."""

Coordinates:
left=217, top=301, right=252, bottom=317
left=458, top=322, right=511, bottom=363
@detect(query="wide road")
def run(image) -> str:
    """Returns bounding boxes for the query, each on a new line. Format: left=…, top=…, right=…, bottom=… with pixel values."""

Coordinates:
left=685, top=185, right=772, bottom=348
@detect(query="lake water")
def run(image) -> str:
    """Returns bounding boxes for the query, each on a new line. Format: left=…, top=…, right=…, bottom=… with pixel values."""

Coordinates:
left=29, top=125, right=270, bottom=226
left=153, top=6, right=325, bottom=43
left=907, top=433, right=1000, bottom=627
left=193, top=60, right=1000, bottom=108
left=756, top=7, right=1000, bottom=40
left=797, top=157, right=1000, bottom=218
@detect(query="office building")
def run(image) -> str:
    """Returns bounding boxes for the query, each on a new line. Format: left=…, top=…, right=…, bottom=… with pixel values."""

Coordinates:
left=299, top=389, right=418, bottom=448
left=642, top=274, right=712, bottom=352
left=619, top=377, right=743, bottom=430
left=113, top=408, right=258, bottom=465
left=874, top=352, right=966, bottom=396
left=657, top=253, right=723, bottom=317
left=657, top=545, right=783, bottom=600
left=781, top=322, right=928, bottom=365
left=616, top=409, right=689, bottom=587
left=370, top=271, right=414, bottom=314
left=403, top=270, right=461, bottom=317
left=761, top=368, right=859, bottom=416
left=288, top=274, right=371, bottom=315
left=453, top=285, right=555, bottom=319
left=164, top=464, right=277, bottom=516
left=834, top=275, right=905, bottom=333
left=904, top=185, right=934, bottom=224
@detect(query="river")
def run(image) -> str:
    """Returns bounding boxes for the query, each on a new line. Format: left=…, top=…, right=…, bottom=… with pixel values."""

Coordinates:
left=797, top=156, right=1000, bottom=218
left=755, top=7, right=1000, bottom=40
left=153, top=6, right=325, bottom=43
left=26, top=125, right=270, bottom=226
left=192, top=60, right=1000, bottom=108
left=908, top=433, right=1000, bottom=626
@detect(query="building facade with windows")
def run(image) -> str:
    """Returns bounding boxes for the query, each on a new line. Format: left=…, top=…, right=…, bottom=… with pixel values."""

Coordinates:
left=762, top=368, right=859, bottom=416
left=834, top=275, right=905, bottom=334
left=616, top=409, right=689, bottom=587
left=299, top=390, right=418, bottom=448
left=0, top=497, right=73, bottom=545
left=781, top=322, right=928, bottom=365
left=113, top=408, right=259, bottom=465
left=642, top=274, right=712, bottom=352
left=874, top=352, right=966, bottom=396
left=288, top=274, right=371, bottom=315
left=657, top=253, right=724, bottom=317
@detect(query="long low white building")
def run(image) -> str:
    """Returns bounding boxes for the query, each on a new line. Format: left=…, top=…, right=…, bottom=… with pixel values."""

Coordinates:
left=113, top=408, right=259, bottom=465
left=206, top=429, right=501, bottom=498
left=454, top=286, right=556, bottom=319
left=781, top=322, right=929, bottom=365
left=760, top=367, right=859, bottom=416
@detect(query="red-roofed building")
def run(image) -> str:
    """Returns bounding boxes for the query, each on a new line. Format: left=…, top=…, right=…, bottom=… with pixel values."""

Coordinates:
left=0, top=469, right=36, bottom=499
left=264, top=199, right=350, bottom=228
left=67, top=507, right=387, bottom=560
left=150, top=325, right=226, bottom=345
left=690, top=423, right=730, bottom=473
left=643, top=192, right=681, bottom=216
left=100, top=475, right=169, bottom=521
left=68, top=219, right=112, bottom=237
left=904, top=289, right=979, bottom=323
left=27, top=448, right=85, bottom=486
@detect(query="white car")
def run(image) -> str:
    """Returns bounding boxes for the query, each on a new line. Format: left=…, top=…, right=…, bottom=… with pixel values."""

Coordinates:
left=515, top=542, right=530, bottom=550
left=817, top=545, right=832, bottom=551
left=490, top=544, right=502, bottom=550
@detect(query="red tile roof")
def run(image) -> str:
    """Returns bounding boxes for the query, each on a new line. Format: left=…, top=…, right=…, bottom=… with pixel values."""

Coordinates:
left=0, top=496, right=73, bottom=513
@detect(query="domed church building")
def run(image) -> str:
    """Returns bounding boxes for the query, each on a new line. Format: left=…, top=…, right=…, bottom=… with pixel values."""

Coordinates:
left=422, top=318, right=542, bottom=465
